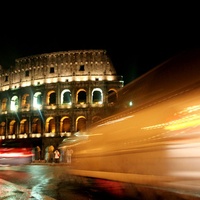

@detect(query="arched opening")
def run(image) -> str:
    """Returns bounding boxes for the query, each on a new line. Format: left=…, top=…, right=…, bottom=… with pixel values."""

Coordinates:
left=33, top=92, right=42, bottom=108
left=45, top=117, right=55, bottom=133
left=21, top=94, right=30, bottom=109
left=61, top=89, right=72, bottom=104
left=60, top=116, right=70, bottom=132
left=76, top=89, right=86, bottom=104
left=1, top=98, right=8, bottom=111
left=9, top=120, right=17, bottom=135
left=47, top=91, right=56, bottom=105
left=92, top=88, right=103, bottom=104
left=10, top=96, right=19, bottom=111
left=0, top=122, right=6, bottom=135
left=19, top=119, right=29, bottom=134
left=32, top=118, right=42, bottom=133
left=76, top=116, right=86, bottom=132
left=108, top=89, right=118, bottom=104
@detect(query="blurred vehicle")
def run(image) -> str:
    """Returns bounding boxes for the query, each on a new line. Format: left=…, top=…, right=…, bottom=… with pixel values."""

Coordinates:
left=59, top=50, right=200, bottom=199
left=0, top=139, right=34, bottom=165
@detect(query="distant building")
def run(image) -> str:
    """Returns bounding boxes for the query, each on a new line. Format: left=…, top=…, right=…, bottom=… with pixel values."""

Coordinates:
left=0, top=49, right=124, bottom=158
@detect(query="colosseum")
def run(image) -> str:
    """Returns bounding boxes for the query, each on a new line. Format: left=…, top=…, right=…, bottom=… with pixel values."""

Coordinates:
left=0, top=49, right=124, bottom=158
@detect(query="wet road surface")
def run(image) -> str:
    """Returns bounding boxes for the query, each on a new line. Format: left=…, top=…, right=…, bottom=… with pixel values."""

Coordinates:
left=1, top=163, right=200, bottom=199
left=0, top=164, right=132, bottom=199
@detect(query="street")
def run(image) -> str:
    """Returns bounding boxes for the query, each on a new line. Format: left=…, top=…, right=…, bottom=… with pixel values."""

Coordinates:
left=1, top=163, right=200, bottom=200
left=0, top=163, right=132, bottom=200
left=0, top=164, right=95, bottom=199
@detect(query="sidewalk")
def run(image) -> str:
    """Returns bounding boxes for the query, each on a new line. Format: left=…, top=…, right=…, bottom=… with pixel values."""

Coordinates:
left=31, top=160, right=70, bottom=165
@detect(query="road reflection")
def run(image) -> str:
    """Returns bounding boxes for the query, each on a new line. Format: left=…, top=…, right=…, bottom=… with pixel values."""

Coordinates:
left=1, top=164, right=200, bottom=199
left=0, top=164, right=132, bottom=199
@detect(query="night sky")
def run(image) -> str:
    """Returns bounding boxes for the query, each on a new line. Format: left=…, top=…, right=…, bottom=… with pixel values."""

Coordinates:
left=1, top=3, right=200, bottom=85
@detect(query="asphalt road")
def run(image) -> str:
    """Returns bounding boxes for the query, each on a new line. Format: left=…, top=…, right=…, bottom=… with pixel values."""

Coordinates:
left=1, top=162, right=200, bottom=200
left=0, top=163, right=131, bottom=199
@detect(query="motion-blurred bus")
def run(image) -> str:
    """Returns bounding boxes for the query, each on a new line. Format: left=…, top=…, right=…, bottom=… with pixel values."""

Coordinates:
left=58, top=49, right=200, bottom=199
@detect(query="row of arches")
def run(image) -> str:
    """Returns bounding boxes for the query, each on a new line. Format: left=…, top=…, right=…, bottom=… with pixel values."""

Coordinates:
left=0, top=115, right=88, bottom=136
left=1, top=87, right=117, bottom=112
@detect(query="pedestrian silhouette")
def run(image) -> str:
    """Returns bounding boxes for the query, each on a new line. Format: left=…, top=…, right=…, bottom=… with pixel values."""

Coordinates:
left=67, top=148, right=73, bottom=164
left=49, top=145, right=54, bottom=163
left=35, top=146, right=41, bottom=160
left=54, top=149, right=60, bottom=163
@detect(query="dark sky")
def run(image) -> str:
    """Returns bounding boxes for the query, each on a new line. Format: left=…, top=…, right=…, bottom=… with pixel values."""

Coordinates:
left=1, top=3, right=200, bottom=84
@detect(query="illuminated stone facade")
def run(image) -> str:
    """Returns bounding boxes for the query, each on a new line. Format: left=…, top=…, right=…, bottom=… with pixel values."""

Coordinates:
left=0, top=49, right=123, bottom=156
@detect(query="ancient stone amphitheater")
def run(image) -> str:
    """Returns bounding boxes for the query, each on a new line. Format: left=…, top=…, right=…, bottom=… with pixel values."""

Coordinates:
left=0, top=49, right=123, bottom=156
